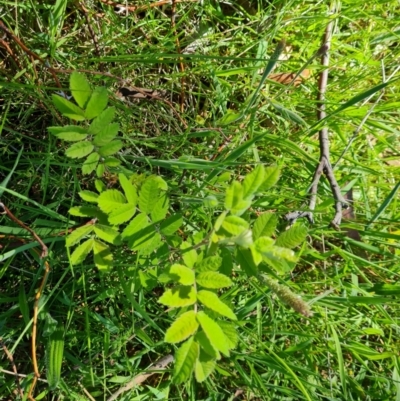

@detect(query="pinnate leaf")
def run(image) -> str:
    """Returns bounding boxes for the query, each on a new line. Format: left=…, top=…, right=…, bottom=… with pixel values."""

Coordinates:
left=195, top=352, right=216, bottom=382
left=98, top=140, right=123, bottom=157
left=98, top=190, right=126, bottom=214
left=173, top=337, right=199, bottom=384
left=88, top=107, right=115, bottom=135
left=275, top=224, right=307, bottom=248
left=196, top=255, right=222, bottom=272
left=197, top=291, right=237, bottom=320
left=66, top=225, right=94, bottom=247
left=242, top=164, right=265, bottom=199
left=196, top=272, right=232, bottom=289
left=84, top=87, right=108, bottom=120
left=253, top=212, right=278, bottom=239
left=160, top=213, right=182, bottom=235
left=159, top=286, right=196, bottom=308
left=48, top=125, right=88, bottom=141
left=65, top=142, right=94, bottom=159
left=195, top=331, right=220, bottom=360
left=169, top=264, right=195, bottom=285
left=82, top=152, right=99, bottom=175
left=94, top=224, right=121, bottom=245
left=221, top=216, right=249, bottom=236
left=70, top=238, right=94, bottom=265
left=79, top=190, right=99, bottom=203
left=92, top=123, right=119, bottom=147
left=259, top=165, right=280, bottom=191
left=70, top=72, right=91, bottom=108
left=196, top=312, right=230, bottom=356
left=139, top=177, right=159, bottom=214
left=93, top=239, right=113, bottom=272
left=181, top=241, right=197, bottom=268
left=150, top=192, right=169, bottom=222
left=165, top=311, right=199, bottom=343
left=118, top=174, right=137, bottom=205
left=218, top=321, right=239, bottom=349
left=52, top=94, right=85, bottom=121
left=108, top=203, right=136, bottom=225
left=224, top=181, right=243, bottom=211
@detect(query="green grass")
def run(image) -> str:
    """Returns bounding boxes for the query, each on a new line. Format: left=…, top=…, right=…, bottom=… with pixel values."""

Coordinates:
left=1, top=0, right=400, bottom=400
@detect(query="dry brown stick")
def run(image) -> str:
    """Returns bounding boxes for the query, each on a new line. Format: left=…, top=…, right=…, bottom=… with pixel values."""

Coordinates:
left=0, top=338, right=24, bottom=398
left=285, top=13, right=347, bottom=229
left=106, top=354, right=173, bottom=401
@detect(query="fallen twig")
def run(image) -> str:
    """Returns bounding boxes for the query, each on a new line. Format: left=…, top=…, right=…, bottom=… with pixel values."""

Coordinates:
left=285, top=14, right=347, bottom=229
left=106, top=354, right=173, bottom=401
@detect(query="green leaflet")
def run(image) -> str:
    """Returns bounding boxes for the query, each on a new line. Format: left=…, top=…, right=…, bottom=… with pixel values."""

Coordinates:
left=159, top=286, right=197, bottom=308
left=88, top=107, right=116, bottom=135
left=52, top=94, right=85, bottom=121
left=259, top=165, right=280, bottom=191
left=195, top=255, right=222, bottom=272
left=173, top=337, right=199, bottom=384
left=197, top=290, right=237, bottom=320
left=275, top=224, right=307, bottom=248
left=242, top=164, right=265, bottom=200
left=196, top=272, right=232, bottom=289
left=97, top=189, right=127, bottom=214
left=221, top=215, right=249, bottom=236
left=195, top=351, right=216, bottom=382
left=65, top=141, right=94, bottom=159
left=93, top=224, right=121, bottom=245
left=70, top=72, right=91, bottom=108
left=169, top=264, right=195, bottom=285
left=70, top=237, right=94, bottom=265
left=165, top=310, right=199, bottom=343
left=118, top=173, right=137, bottom=205
left=93, top=239, right=113, bottom=272
left=92, top=123, right=119, bottom=147
left=82, top=152, right=100, bottom=175
left=66, top=224, right=94, bottom=247
left=196, top=311, right=230, bottom=356
left=253, top=212, right=278, bottom=239
left=85, top=86, right=108, bottom=120
left=139, top=177, right=160, bottom=214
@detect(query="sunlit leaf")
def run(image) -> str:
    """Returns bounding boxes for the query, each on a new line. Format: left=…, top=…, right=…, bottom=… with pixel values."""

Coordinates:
left=82, top=152, right=100, bottom=175
left=253, top=212, right=278, bottom=239
left=70, top=72, right=91, bottom=108
left=65, top=142, right=94, bottom=159
left=88, top=107, right=116, bottom=135
left=94, top=224, right=121, bottom=245
left=158, top=286, right=197, bottom=308
left=93, top=239, right=113, bottom=272
left=196, top=272, right=232, bottom=289
left=52, top=94, right=85, bottom=121
left=197, top=291, right=237, bottom=320
left=70, top=238, right=94, bottom=265
left=173, top=337, right=199, bottom=384
left=242, top=165, right=265, bottom=200
left=66, top=225, right=94, bottom=247
left=85, top=87, right=108, bottom=120
left=165, top=311, right=199, bottom=343
left=169, top=264, right=195, bottom=285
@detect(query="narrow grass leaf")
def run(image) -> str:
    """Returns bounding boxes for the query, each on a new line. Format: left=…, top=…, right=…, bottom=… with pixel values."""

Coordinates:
left=46, top=324, right=65, bottom=390
left=165, top=310, right=199, bottom=343
left=366, top=181, right=400, bottom=229
left=173, top=337, right=199, bottom=384
left=330, top=325, right=347, bottom=395
left=196, top=272, right=232, bottom=289
left=0, top=146, right=23, bottom=197
left=197, top=290, right=237, bottom=320
left=196, top=311, right=230, bottom=356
